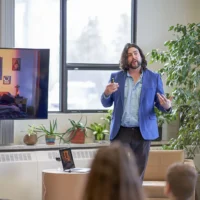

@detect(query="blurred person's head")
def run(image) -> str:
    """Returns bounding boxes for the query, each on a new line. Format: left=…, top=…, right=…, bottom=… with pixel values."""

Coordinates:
left=164, top=162, right=197, bottom=200
left=82, top=142, right=145, bottom=200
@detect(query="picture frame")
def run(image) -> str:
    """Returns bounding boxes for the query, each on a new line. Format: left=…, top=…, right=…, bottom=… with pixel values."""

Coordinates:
left=3, top=76, right=11, bottom=84
left=12, top=58, right=21, bottom=71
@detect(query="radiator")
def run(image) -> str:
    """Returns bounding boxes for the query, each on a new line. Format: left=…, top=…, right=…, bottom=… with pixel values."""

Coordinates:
left=0, top=148, right=97, bottom=200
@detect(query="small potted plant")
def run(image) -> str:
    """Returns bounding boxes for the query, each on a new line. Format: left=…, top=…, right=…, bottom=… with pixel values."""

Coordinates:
left=23, top=125, right=38, bottom=145
left=65, top=117, right=87, bottom=144
left=87, top=122, right=109, bottom=142
left=37, top=119, right=63, bottom=145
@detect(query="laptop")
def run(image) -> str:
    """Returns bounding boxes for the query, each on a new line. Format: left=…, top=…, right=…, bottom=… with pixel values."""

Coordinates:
left=59, top=148, right=90, bottom=173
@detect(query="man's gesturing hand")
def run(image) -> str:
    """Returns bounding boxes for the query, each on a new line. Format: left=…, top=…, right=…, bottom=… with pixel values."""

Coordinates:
left=157, top=93, right=172, bottom=110
left=104, top=82, right=119, bottom=96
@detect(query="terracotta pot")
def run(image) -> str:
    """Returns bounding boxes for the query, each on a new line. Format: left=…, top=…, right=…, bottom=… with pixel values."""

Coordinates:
left=45, top=135, right=56, bottom=145
left=70, top=129, right=85, bottom=144
left=23, top=134, right=37, bottom=145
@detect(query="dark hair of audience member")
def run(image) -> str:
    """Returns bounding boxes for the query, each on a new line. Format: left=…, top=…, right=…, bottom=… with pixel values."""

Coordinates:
left=166, top=162, right=198, bottom=200
left=82, top=142, right=145, bottom=200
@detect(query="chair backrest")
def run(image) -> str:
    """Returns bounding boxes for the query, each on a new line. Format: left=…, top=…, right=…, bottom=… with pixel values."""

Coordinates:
left=144, top=150, right=184, bottom=181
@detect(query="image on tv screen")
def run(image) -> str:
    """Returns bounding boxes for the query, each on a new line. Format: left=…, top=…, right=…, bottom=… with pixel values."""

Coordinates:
left=0, top=48, right=50, bottom=119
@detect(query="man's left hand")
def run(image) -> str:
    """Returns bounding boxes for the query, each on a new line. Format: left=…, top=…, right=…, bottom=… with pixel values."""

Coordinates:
left=157, top=93, right=172, bottom=110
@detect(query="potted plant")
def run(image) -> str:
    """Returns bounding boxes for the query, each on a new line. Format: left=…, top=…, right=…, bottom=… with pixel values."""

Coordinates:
left=23, top=125, right=38, bottom=145
left=148, top=23, right=200, bottom=158
left=65, top=117, right=87, bottom=144
left=87, top=122, right=109, bottom=142
left=37, top=119, right=63, bottom=145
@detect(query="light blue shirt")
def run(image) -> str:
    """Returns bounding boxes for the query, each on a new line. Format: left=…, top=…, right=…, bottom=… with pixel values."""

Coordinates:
left=121, top=72, right=143, bottom=127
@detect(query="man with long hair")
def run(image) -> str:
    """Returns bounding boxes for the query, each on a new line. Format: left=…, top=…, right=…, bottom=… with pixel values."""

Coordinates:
left=101, top=43, right=172, bottom=180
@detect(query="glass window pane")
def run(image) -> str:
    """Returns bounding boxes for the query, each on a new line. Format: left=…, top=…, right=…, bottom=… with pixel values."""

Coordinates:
left=15, top=0, right=60, bottom=111
left=67, top=70, right=117, bottom=110
left=67, top=0, right=131, bottom=64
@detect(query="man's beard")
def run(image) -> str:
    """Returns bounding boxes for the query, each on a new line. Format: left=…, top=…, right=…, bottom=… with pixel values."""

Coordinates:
left=127, top=60, right=142, bottom=70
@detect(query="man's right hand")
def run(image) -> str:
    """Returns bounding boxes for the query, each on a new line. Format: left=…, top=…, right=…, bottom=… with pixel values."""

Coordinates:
left=104, top=82, right=119, bottom=96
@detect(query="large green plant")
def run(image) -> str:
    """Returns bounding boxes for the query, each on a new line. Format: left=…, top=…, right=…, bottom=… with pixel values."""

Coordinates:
left=148, top=23, right=200, bottom=158
left=154, top=106, right=176, bottom=127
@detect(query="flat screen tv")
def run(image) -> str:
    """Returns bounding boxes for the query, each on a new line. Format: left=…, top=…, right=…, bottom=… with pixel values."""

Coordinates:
left=0, top=48, right=50, bottom=119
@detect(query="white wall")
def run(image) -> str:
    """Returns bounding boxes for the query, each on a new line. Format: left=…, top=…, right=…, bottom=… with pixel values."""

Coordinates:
left=1, top=0, right=200, bottom=144
left=137, top=0, right=200, bottom=54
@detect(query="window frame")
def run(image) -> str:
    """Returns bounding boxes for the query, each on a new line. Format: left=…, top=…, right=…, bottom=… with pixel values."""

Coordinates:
left=7, top=0, right=137, bottom=113
left=62, top=0, right=138, bottom=113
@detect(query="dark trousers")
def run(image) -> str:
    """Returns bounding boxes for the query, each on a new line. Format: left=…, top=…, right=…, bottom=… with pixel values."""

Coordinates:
left=111, top=126, right=151, bottom=180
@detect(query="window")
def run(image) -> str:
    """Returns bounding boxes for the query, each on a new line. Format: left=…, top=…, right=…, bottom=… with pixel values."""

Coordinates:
left=14, top=0, right=137, bottom=112
left=15, top=0, right=60, bottom=111
left=67, top=0, right=132, bottom=64
left=67, top=70, right=118, bottom=110
left=66, top=0, right=136, bottom=112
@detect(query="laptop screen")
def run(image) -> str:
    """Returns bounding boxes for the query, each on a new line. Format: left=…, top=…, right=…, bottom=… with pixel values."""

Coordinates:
left=59, top=148, right=75, bottom=170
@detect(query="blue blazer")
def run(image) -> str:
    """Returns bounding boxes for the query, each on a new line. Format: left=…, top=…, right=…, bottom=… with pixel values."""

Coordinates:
left=101, top=69, right=166, bottom=141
